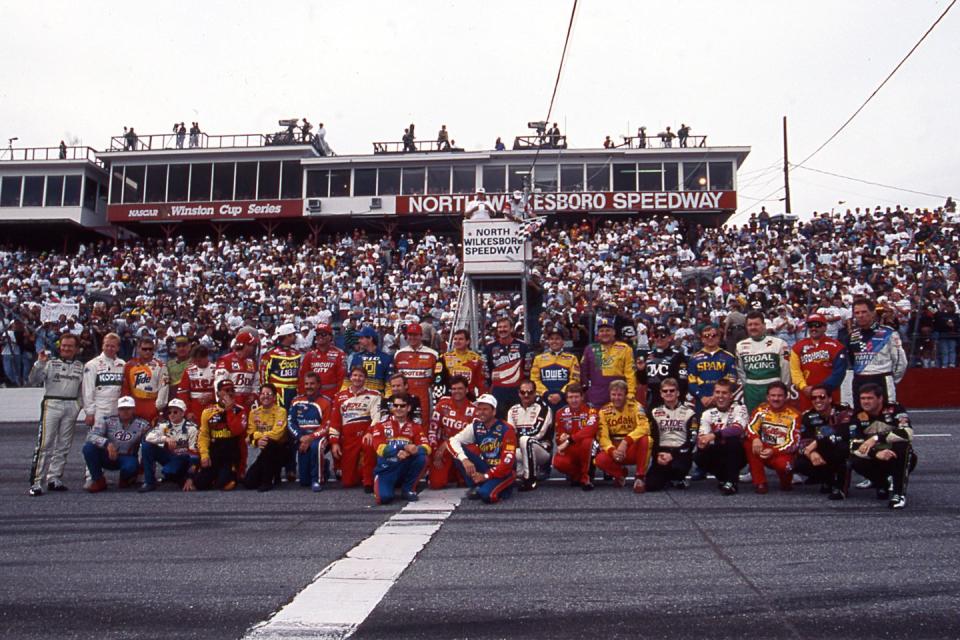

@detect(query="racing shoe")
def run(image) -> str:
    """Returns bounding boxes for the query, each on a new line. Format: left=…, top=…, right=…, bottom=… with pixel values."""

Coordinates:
left=828, top=488, right=846, bottom=501
left=87, top=477, right=107, bottom=493
left=311, top=481, right=323, bottom=493
left=137, top=483, right=156, bottom=493
left=754, top=483, right=769, bottom=495
left=719, top=481, right=738, bottom=496
left=855, top=478, right=873, bottom=490
left=402, top=491, right=419, bottom=502
left=222, top=481, right=237, bottom=491
left=47, top=480, right=68, bottom=492
left=689, top=467, right=708, bottom=481
left=671, top=479, right=689, bottom=490
left=633, top=478, right=646, bottom=494
left=581, top=480, right=595, bottom=492
left=29, top=484, right=44, bottom=497
left=889, top=494, right=906, bottom=509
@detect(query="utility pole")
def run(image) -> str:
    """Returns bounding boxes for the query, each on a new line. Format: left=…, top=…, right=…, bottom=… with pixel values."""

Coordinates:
left=782, top=116, right=792, bottom=214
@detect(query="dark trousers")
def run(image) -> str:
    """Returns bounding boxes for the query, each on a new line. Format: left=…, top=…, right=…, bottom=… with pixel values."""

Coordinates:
left=694, top=437, right=745, bottom=485
left=244, top=440, right=287, bottom=490
left=195, top=438, right=240, bottom=490
left=374, top=452, right=427, bottom=505
left=793, top=438, right=848, bottom=491
left=82, top=443, right=137, bottom=482
left=646, top=449, right=693, bottom=491
left=141, top=441, right=198, bottom=486
left=851, top=441, right=914, bottom=496
left=453, top=447, right=515, bottom=503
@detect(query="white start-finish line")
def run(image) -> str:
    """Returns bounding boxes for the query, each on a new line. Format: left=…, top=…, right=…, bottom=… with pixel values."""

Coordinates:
left=244, top=488, right=463, bottom=640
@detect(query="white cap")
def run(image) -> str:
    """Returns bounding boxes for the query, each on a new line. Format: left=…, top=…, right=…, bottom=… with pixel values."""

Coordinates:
left=275, top=322, right=297, bottom=338
left=475, top=393, right=498, bottom=409
left=117, top=396, right=136, bottom=409
left=167, top=399, right=187, bottom=412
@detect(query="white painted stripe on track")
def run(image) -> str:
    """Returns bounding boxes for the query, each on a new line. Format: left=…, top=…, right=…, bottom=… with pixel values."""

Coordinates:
left=244, top=488, right=463, bottom=640
left=914, top=433, right=952, bottom=437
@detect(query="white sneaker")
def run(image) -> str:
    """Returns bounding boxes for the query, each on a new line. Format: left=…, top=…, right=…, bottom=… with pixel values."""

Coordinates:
left=855, top=478, right=873, bottom=490
left=29, top=484, right=44, bottom=497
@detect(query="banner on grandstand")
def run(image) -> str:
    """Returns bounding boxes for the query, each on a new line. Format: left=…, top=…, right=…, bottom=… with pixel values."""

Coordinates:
left=41, top=302, right=80, bottom=322
left=107, top=199, right=303, bottom=222
left=462, top=219, right=531, bottom=274
left=397, top=191, right=736, bottom=215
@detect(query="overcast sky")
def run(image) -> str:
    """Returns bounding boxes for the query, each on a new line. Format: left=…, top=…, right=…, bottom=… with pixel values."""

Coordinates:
left=1, top=0, right=956, bottom=222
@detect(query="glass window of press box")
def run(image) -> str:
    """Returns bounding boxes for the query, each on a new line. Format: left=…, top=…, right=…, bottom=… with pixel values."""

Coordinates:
left=281, top=161, right=302, bottom=199
left=378, top=168, right=400, bottom=196
left=146, top=165, right=167, bottom=202
left=507, top=166, right=528, bottom=193
left=353, top=168, right=377, bottom=197
left=683, top=162, right=707, bottom=191
left=483, top=166, right=505, bottom=193
left=708, top=162, right=734, bottom=190
left=637, top=163, right=663, bottom=190
left=401, top=167, right=425, bottom=195
left=560, top=164, right=584, bottom=192
left=533, top=164, right=558, bottom=192
left=613, top=163, right=636, bottom=191
left=190, top=163, right=212, bottom=201
left=167, top=164, right=190, bottom=202
left=586, top=164, right=609, bottom=191
left=22, top=176, right=45, bottom=207
left=427, top=166, right=450, bottom=194
left=213, top=163, right=234, bottom=200
left=330, top=169, right=351, bottom=197
left=257, top=161, right=280, bottom=199
left=452, top=166, right=475, bottom=193
left=235, top=163, right=257, bottom=200
left=47, top=176, right=64, bottom=207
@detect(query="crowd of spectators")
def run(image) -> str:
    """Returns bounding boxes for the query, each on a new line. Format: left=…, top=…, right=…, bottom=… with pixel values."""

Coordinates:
left=2, top=203, right=958, bottom=387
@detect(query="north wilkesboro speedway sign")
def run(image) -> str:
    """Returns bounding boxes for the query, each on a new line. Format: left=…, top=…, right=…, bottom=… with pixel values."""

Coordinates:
left=397, top=191, right=736, bottom=215
left=462, top=219, right=531, bottom=275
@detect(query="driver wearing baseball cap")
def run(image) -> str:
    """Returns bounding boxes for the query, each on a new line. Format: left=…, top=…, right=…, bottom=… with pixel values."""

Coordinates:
left=445, top=394, right=518, bottom=503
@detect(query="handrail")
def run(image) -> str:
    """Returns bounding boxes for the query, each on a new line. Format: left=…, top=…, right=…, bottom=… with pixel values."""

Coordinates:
left=0, top=146, right=102, bottom=166
left=372, top=140, right=465, bottom=154
left=512, top=135, right=568, bottom=150
left=621, top=134, right=708, bottom=149
left=107, top=131, right=307, bottom=152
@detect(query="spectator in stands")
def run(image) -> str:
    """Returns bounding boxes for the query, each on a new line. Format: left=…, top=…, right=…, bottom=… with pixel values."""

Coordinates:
left=603, top=135, right=614, bottom=149
left=189, top=122, right=200, bottom=148
left=402, top=127, right=415, bottom=153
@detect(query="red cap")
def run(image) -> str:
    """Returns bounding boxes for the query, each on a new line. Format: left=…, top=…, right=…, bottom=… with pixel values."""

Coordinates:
left=316, top=323, right=333, bottom=334
left=234, top=332, right=258, bottom=346
left=806, top=313, right=827, bottom=324
left=405, top=323, right=423, bottom=335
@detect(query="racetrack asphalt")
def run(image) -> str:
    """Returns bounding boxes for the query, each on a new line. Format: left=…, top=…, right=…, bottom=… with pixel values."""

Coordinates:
left=1, top=411, right=958, bottom=640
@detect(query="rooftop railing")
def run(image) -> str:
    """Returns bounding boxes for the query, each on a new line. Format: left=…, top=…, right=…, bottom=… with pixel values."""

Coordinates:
left=107, top=131, right=320, bottom=152
left=620, top=133, right=708, bottom=149
left=372, top=140, right=466, bottom=154
left=0, top=145, right=102, bottom=165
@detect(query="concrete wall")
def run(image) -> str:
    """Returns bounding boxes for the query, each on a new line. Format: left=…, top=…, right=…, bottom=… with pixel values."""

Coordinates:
left=0, top=388, right=86, bottom=423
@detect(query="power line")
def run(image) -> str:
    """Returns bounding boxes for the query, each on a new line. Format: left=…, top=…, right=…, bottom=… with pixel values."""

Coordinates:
left=739, top=1, right=955, bottom=215
left=545, top=0, right=579, bottom=124
left=793, top=165, right=948, bottom=199
left=526, top=0, right=579, bottom=180
left=793, top=0, right=956, bottom=168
